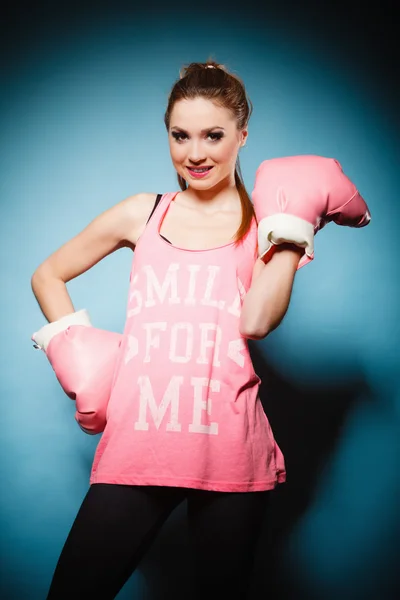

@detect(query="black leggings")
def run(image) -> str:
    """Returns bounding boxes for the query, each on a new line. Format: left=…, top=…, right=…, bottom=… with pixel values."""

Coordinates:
left=46, top=483, right=271, bottom=600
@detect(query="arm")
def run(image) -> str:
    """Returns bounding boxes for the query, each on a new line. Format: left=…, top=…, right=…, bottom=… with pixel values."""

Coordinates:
left=30, top=192, right=155, bottom=434
left=31, top=192, right=155, bottom=323
left=239, top=244, right=303, bottom=340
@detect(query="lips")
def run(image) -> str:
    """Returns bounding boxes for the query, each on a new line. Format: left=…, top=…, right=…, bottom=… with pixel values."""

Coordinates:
left=187, top=167, right=213, bottom=171
left=186, top=166, right=214, bottom=179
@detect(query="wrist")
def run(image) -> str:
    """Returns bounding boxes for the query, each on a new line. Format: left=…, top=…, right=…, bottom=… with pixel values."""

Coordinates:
left=258, top=215, right=314, bottom=265
left=32, top=309, right=92, bottom=352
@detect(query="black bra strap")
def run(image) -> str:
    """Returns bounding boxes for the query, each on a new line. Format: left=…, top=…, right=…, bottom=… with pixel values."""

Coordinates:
left=146, top=193, right=163, bottom=225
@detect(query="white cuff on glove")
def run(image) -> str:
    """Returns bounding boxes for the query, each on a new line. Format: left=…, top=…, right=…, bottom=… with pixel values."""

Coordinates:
left=258, top=214, right=315, bottom=262
left=31, top=309, right=92, bottom=352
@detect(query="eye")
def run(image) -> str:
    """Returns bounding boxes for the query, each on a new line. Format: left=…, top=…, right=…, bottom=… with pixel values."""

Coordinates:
left=171, top=131, right=224, bottom=142
left=171, top=132, right=187, bottom=142
left=208, top=132, right=223, bottom=141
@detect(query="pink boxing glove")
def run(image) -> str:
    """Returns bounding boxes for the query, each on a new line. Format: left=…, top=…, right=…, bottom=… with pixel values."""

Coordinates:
left=32, top=310, right=122, bottom=434
left=252, top=155, right=371, bottom=269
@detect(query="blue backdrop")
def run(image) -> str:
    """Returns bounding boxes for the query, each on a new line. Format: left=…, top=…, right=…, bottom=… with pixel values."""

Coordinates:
left=1, top=3, right=399, bottom=599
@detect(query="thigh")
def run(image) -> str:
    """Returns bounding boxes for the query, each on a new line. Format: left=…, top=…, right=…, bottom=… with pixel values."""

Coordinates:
left=46, top=483, right=186, bottom=600
left=187, top=488, right=271, bottom=600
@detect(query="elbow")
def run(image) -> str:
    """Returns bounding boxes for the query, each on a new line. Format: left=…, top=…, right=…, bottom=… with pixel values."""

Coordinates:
left=31, top=260, right=58, bottom=284
left=239, top=312, right=287, bottom=341
left=31, top=268, right=47, bottom=290
left=239, top=304, right=270, bottom=340
left=31, top=267, right=60, bottom=294
left=31, top=270, right=39, bottom=288
left=31, top=271, right=42, bottom=296
left=239, top=286, right=291, bottom=340
left=239, top=323, right=271, bottom=341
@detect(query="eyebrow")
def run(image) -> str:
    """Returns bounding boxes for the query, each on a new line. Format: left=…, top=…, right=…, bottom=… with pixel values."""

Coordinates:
left=170, top=126, right=225, bottom=133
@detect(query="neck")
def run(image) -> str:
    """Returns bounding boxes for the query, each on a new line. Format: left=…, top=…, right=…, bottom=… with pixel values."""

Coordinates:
left=184, top=174, right=239, bottom=210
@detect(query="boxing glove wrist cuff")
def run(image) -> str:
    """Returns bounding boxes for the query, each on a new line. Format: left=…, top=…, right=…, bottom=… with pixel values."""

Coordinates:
left=258, top=214, right=315, bottom=262
left=31, top=309, right=92, bottom=352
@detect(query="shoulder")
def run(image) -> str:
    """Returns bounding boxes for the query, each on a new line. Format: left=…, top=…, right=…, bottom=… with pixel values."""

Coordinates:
left=124, top=192, right=159, bottom=215
left=122, top=192, right=159, bottom=246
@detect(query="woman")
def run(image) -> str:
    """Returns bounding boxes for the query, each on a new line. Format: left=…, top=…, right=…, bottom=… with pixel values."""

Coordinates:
left=31, top=60, right=303, bottom=599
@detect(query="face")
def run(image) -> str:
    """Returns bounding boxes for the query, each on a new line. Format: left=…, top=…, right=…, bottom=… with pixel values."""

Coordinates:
left=168, top=97, right=247, bottom=193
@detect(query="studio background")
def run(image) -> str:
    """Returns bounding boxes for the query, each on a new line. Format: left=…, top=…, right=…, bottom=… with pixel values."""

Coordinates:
left=1, top=1, right=399, bottom=599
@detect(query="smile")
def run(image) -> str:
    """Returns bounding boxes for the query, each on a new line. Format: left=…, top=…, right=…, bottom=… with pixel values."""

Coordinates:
left=187, top=166, right=214, bottom=178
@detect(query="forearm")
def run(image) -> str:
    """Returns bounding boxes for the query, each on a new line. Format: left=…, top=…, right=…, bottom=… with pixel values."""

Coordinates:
left=239, top=245, right=303, bottom=340
left=31, top=272, right=75, bottom=323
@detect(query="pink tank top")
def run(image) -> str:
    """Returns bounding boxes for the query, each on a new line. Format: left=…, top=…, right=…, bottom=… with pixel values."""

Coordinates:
left=90, top=191, right=286, bottom=492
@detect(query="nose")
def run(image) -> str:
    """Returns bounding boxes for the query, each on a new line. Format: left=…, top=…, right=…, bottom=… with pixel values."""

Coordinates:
left=187, top=140, right=207, bottom=164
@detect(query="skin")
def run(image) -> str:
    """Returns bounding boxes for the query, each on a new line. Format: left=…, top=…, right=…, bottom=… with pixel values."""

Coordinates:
left=168, top=97, right=247, bottom=210
left=167, top=96, right=303, bottom=339
left=31, top=95, right=302, bottom=337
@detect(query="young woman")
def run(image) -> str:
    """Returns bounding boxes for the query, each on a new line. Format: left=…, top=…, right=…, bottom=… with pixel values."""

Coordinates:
left=31, top=60, right=304, bottom=599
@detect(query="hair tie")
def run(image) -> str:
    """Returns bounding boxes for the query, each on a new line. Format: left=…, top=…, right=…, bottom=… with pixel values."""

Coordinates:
left=179, top=62, right=225, bottom=80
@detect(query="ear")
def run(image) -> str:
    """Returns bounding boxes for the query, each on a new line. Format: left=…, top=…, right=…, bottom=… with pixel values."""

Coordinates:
left=240, top=129, right=248, bottom=147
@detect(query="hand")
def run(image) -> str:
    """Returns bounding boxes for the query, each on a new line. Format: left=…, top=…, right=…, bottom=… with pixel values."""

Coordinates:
left=32, top=311, right=122, bottom=434
left=252, top=155, right=371, bottom=269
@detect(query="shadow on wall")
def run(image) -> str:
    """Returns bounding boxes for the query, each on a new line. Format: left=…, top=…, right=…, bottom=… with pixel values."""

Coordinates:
left=247, top=341, right=373, bottom=600
left=119, top=341, right=373, bottom=600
